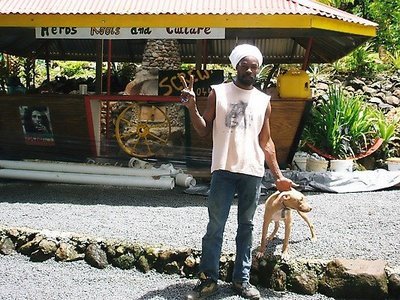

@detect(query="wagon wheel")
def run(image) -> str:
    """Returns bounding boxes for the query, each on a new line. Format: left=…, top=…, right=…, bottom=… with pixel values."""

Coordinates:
left=114, top=103, right=171, bottom=158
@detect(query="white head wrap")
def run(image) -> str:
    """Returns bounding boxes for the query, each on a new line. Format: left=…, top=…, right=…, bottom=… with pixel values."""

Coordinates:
left=229, top=44, right=263, bottom=69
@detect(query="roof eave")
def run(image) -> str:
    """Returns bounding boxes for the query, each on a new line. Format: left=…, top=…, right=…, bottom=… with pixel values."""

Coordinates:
left=0, top=14, right=377, bottom=37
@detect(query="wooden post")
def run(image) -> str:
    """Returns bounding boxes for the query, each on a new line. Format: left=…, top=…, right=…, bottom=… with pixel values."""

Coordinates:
left=195, top=40, right=203, bottom=70
left=302, top=37, right=313, bottom=70
left=95, top=40, right=103, bottom=94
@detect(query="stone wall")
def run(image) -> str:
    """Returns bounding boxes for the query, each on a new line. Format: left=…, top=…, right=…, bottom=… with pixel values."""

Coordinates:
left=141, top=39, right=182, bottom=71
left=1, top=225, right=399, bottom=299
left=313, top=71, right=400, bottom=111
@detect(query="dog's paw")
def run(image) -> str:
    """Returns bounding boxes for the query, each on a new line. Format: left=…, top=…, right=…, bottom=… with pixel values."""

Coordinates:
left=281, top=251, right=290, bottom=260
left=255, top=251, right=264, bottom=259
left=311, top=236, right=317, bottom=242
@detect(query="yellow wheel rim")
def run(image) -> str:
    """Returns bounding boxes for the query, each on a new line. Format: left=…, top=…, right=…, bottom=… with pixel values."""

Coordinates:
left=114, top=103, right=171, bottom=158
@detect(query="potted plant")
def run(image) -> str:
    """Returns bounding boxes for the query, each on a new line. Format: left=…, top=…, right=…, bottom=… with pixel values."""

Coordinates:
left=301, top=85, right=386, bottom=170
left=380, top=108, right=400, bottom=170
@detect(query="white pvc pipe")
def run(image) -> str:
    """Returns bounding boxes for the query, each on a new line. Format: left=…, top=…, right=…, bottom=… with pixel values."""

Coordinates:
left=0, top=160, right=178, bottom=177
left=0, top=169, right=175, bottom=189
left=175, top=173, right=197, bottom=187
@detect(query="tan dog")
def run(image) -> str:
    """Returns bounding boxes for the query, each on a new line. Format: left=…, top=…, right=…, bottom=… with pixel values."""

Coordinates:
left=256, top=189, right=316, bottom=259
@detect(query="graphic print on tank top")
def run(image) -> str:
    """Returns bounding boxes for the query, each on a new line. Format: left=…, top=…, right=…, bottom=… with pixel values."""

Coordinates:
left=225, top=100, right=252, bottom=129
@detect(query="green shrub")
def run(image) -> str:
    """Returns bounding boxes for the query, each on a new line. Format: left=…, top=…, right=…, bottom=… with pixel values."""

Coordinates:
left=302, top=85, right=381, bottom=159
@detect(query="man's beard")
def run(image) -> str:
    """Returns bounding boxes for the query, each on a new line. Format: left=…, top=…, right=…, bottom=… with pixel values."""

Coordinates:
left=236, top=73, right=256, bottom=86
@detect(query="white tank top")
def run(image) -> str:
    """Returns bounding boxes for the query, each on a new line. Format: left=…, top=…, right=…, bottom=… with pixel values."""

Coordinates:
left=210, top=82, right=270, bottom=177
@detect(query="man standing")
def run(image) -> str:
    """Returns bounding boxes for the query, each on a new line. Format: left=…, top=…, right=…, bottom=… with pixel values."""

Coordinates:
left=180, top=44, right=295, bottom=299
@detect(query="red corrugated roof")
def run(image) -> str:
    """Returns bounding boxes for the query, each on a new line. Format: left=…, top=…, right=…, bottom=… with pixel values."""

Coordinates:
left=0, top=0, right=377, bottom=64
left=0, top=0, right=376, bottom=26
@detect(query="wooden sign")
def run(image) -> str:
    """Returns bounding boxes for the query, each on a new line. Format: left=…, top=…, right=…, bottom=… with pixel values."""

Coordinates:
left=158, top=70, right=224, bottom=97
left=35, top=27, right=225, bottom=39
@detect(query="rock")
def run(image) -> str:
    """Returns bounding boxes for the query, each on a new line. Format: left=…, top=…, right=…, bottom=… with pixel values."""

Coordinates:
left=6, top=227, right=20, bottom=239
left=55, top=242, right=83, bottom=262
left=18, top=234, right=44, bottom=256
left=129, top=243, right=144, bottom=258
left=270, top=267, right=287, bottom=291
left=376, top=91, right=386, bottom=99
left=106, top=244, right=117, bottom=257
left=30, top=239, right=57, bottom=262
left=385, top=95, right=400, bottom=105
left=112, top=253, right=136, bottom=270
left=144, top=246, right=159, bottom=268
left=319, top=259, right=388, bottom=299
left=315, top=82, right=329, bottom=91
left=378, top=103, right=395, bottom=111
left=38, top=239, right=57, bottom=255
left=368, top=97, right=383, bottom=105
left=173, top=247, right=193, bottom=261
left=137, top=255, right=151, bottom=273
left=362, top=86, right=377, bottom=96
left=183, top=255, right=197, bottom=276
left=0, top=237, right=15, bottom=255
left=290, top=269, right=318, bottom=295
left=388, top=273, right=400, bottom=299
left=158, top=249, right=174, bottom=264
left=349, top=77, right=366, bottom=89
left=30, top=249, right=51, bottom=262
left=219, top=254, right=234, bottom=282
left=85, top=243, right=108, bottom=269
left=184, top=255, right=196, bottom=268
left=383, top=82, right=394, bottom=91
left=164, top=261, right=180, bottom=275
left=344, top=85, right=355, bottom=93
left=370, top=81, right=381, bottom=89
left=254, top=257, right=280, bottom=288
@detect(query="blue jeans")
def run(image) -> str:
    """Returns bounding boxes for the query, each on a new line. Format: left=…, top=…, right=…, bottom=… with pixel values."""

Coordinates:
left=199, top=170, right=262, bottom=283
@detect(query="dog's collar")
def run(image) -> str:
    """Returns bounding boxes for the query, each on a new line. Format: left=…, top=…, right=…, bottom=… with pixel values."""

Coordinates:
left=280, top=199, right=290, bottom=219
left=281, top=198, right=289, bottom=209
left=281, top=200, right=290, bottom=218
left=281, top=207, right=290, bottom=218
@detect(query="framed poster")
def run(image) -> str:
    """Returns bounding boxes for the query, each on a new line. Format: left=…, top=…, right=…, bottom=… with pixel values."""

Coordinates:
left=19, top=105, right=55, bottom=146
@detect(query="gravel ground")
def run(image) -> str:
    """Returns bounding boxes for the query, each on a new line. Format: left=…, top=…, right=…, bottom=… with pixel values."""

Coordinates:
left=0, top=254, right=334, bottom=300
left=0, top=179, right=399, bottom=300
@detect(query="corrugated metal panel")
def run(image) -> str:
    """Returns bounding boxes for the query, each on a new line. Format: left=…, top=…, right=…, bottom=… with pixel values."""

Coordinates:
left=0, top=26, right=371, bottom=64
left=0, top=0, right=376, bottom=26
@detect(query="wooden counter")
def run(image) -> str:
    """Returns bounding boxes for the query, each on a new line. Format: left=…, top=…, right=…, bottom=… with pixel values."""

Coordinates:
left=0, top=93, right=312, bottom=170
left=0, top=94, right=91, bottom=161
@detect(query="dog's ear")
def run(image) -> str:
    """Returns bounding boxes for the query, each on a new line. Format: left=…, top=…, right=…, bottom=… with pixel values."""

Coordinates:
left=277, top=192, right=290, bottom=203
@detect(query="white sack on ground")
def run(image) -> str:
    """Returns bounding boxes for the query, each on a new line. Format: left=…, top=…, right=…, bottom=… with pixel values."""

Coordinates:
left=262, top=169, right=400, bottom=193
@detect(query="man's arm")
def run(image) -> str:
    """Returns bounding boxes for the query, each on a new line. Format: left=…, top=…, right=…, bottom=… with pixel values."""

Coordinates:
left=179, top=75, right=215, bottom=137
left=259, top=102, right=294, bottom=191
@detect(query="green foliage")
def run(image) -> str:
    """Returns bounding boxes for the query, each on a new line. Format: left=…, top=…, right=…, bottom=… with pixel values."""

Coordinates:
left=46, top=60, right=96, bottom=79
left=321, top=0, right=400, bottom=73
left=367, top=107, right=400, bottom=161
left=302, top=85, right=381, bottom=159
left=384, top=108, right=400, bottom=158
left=0, top=53, right=7, bottom=92
left=335, top=43, right=378, bottom=76
left=318, top=0, right=354, bottom=10
left=385, top=50, right=400, bottom=70
left=367, top=0, right=400, bottom=53
left=307, top=63, right=336, bottom=82
left=323, top=0, right=400, bottom=53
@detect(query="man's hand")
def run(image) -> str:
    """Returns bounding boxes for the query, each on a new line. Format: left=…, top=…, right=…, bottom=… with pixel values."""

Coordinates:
left=275, top=177, right=298, bottom=192
left=178, top=75, right=196, bottom=108
left=255, top=246, right=266, bottom=259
